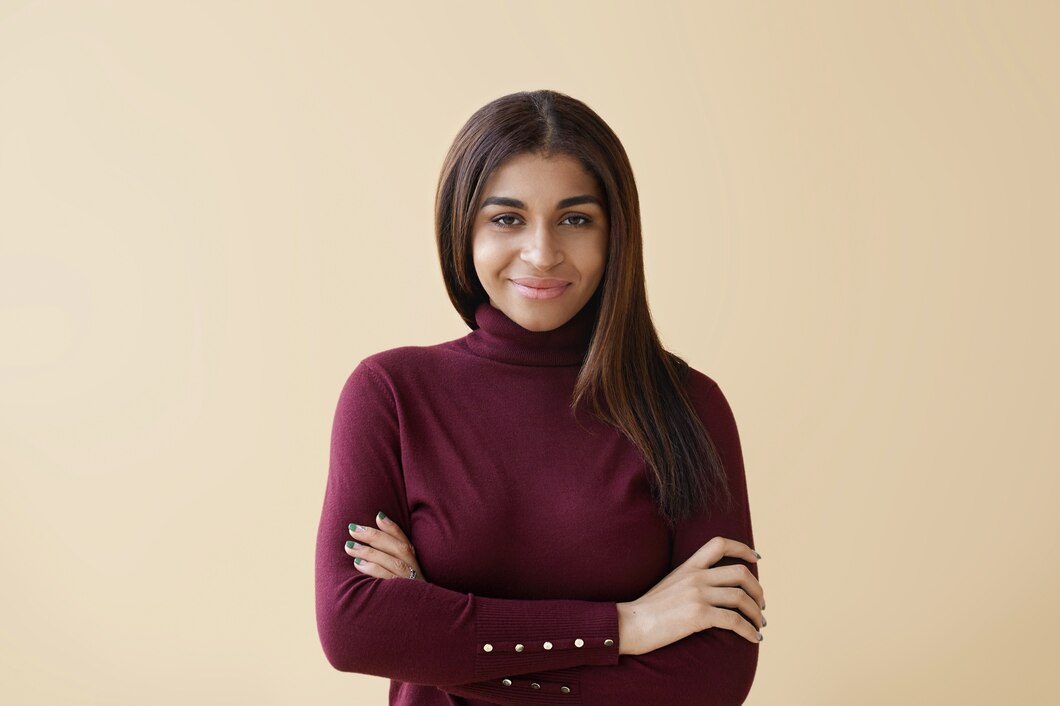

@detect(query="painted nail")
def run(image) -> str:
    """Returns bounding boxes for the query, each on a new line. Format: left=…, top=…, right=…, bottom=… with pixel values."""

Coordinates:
left=346, top=540, right=355, bottom=550
left=354, top=557, right=363, bottom=565
left=377, top=511, right=387, bottom=522
left=756, top=631, right=763, bottom=641
left=350, top=523, right=363, bottom=532
left=762, top=616, right=767, bottom=627
left=753, top=551, right=761, bottom=559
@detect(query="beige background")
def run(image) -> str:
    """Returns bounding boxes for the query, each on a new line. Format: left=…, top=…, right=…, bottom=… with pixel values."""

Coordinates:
left=2, top=1, right=1057, bottom=704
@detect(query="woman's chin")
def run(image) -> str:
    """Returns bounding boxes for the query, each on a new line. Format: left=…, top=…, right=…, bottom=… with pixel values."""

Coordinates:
left=493, top=299, right=577, bottom=332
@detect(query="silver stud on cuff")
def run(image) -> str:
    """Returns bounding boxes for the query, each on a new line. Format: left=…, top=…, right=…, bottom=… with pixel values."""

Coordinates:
left=561, top=686, right=571, bottom=694
left=483, top=643, right=493, bottom=652
left=502, top=679, right=512, bottom=687
left=603, top=639, right=614, bottom=647
left=530, top=682, right=541, bottom=690
left=515, top=643, right=524, bottom=652
left=574, top=638, right=584, bottom=647
left=543, top=641, right=553, bottom=650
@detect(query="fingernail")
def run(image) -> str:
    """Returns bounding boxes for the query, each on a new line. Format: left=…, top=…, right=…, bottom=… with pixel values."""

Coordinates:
left=377, top=511, right=387, bottom=522
left=350, top=523, right=363, bottom=532
left=345, top=540, right=355, bottom=550
left=762, top=616, right=767, bottom=627
left=756, top=631, right=763, bottom=641
left=354, top=557, right=363, bottom=565
left=753, top=550, right=761, bottom=559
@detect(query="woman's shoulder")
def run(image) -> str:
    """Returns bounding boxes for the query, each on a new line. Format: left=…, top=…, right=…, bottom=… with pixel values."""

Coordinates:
left=342, top=336, right=468, bottom=391
left=363, top=334, right=465, bottom=367
left=670, top=353, right=721, bottom=396
left=675, top=359, right=744, bottom=444
left=671, top=355, right=741, bottom=424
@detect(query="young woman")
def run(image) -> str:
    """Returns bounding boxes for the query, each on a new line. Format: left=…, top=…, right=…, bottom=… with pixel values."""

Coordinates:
left=315, top=89, right=766, bottom=706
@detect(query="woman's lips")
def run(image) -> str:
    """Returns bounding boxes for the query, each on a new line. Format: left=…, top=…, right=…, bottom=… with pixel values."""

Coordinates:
left=509, top=278, right=571, bottom=300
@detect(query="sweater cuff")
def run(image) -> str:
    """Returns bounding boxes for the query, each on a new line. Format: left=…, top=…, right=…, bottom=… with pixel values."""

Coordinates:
left=472, top=597, right=620, bottom=680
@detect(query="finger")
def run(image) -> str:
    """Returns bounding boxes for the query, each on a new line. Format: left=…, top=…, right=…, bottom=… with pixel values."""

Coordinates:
left=345, top=541, right=401, bottom=579
left=347, top=522, right=421, bottom=579
left=684, top=536, right=760, bottom=572
left=708, top=584, right=765, bottom=632
left=375, top=511, right=416, bottom=556
left=709, top=564, right=766, bottom=612
left=374, top=512, right=423, bottom=579
left=706, top=605, right=764, bottom=644
left=348, top=521, right=418, bottom=569
left=346, top=538, right=418, bottom=580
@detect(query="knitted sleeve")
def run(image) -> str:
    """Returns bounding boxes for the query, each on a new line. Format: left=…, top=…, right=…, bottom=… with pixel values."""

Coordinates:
left=315, top=361, right=622, bottom=687
left=438, top=377, right=761, bottom=705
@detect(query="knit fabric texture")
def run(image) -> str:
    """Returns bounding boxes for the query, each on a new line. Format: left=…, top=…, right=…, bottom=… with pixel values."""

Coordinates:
left=315, top=299, right=759, bottom=705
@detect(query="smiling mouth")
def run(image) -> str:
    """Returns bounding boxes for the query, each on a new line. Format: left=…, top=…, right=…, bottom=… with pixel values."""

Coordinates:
left=509, top=279, right=570, bottom=300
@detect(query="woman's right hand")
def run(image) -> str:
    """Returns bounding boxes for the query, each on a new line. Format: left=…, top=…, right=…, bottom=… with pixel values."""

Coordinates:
left=616, top=536, right=765, bottom=655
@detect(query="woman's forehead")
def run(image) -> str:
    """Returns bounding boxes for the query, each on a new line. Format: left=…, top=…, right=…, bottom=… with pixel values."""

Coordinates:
left=481, top=152, right=601, bottom=201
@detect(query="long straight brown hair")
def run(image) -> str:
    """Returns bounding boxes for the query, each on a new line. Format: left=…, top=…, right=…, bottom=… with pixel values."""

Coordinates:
left=435, top=89, right=732, bottom=527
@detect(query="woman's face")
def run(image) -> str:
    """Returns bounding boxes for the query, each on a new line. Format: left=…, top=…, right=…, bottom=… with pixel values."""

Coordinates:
left=471, top=151, right=609, bottom=332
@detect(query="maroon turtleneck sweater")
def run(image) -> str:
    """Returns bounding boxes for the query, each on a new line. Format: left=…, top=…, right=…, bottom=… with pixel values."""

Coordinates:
left=315, top=299, right=759, bottom=705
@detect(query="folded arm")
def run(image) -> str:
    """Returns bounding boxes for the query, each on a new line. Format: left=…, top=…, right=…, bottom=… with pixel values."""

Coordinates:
left=315, top=361, right=624, bottom=686
left=437, top=377, right=761, bottom=705
left=317, top=363, right=760, bottom=703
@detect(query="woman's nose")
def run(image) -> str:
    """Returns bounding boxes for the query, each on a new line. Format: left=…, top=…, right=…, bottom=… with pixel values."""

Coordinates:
left=520, top=222, right=564, bottom=269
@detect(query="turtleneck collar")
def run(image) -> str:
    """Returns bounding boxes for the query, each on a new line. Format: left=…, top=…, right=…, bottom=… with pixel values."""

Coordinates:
left=465, top=297, right=599, bottom=367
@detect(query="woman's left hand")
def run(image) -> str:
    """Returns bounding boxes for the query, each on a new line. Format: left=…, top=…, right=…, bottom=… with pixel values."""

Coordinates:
left=344, top=511, right=426, bottom=582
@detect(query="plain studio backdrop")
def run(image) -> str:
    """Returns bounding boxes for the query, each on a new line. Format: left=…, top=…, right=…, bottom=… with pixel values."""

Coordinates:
left=1, top=1, right=1057, bottom=704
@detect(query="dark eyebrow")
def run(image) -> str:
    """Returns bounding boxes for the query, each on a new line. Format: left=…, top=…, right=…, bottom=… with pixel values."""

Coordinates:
left=480, top=194, right=603, bottom=210
left=557, top=195, right=603, bottom=209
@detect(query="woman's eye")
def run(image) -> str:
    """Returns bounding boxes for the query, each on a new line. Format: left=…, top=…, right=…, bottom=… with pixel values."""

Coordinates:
left=492, top=214, right=520, bottom=228
left=490, top=214, right=593, bottom=229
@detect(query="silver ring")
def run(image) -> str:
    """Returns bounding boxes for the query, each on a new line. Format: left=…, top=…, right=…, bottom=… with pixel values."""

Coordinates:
left=408, top=568, right=417, bottom=580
